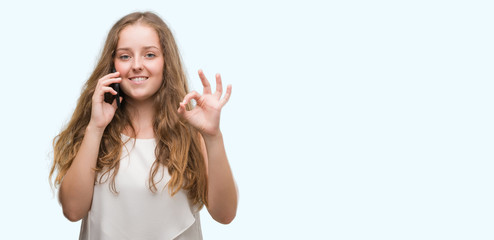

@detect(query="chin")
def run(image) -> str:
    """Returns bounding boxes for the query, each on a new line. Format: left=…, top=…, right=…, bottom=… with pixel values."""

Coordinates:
left=128, top=95, right=154, bottom=102
left=124, top=90, right=160, bottom=102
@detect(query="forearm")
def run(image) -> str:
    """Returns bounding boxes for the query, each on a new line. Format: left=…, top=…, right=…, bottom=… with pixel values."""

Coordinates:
left=203, top=132, right=238, bottom=224
left=59, top=124, right=103, bottom=221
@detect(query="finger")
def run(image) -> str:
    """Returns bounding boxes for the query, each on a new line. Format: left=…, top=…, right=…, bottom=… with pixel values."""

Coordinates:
left=214, top=73, right=223, bottom=99
left=95, top=85, right=119, bottom=96
left=92, top=86, right=118, bottom=103
left=102, top=86, right=118, bottom=95
left=98, top=72, right=120, bottom=84
left=181, top=91, right=201, bottom=105
left=108, top=71, right=120, bottom=78
left=101, top=77, right=122, bottom=87
left=96, top=72, right=120, bottom=90
left=198, top=69, right=212, bottom=95
left=95, top=77, right=121, bottom=94
left=219, top=84, right=232, bottom=107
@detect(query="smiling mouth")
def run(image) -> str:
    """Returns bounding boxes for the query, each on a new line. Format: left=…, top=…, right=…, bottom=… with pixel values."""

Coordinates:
left=129, top=77, right=148, bottom=83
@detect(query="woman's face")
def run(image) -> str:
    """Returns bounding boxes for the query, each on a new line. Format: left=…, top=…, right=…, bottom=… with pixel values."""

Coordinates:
left=114, top=23, right=164, bottom=103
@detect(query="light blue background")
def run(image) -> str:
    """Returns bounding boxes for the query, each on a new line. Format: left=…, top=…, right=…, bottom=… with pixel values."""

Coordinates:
left=0, top=0, right=493, bottom=239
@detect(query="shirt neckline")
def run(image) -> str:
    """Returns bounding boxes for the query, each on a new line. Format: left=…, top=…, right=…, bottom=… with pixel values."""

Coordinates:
left=121, top=133, right=156, bottom=141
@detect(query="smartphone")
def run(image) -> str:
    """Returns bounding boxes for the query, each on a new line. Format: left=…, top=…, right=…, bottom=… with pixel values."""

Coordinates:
left=104, top=66, right=121, bottom=108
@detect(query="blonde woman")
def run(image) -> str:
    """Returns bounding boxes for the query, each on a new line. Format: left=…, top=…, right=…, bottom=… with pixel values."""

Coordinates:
left=50, top=11, right=237, bottom=239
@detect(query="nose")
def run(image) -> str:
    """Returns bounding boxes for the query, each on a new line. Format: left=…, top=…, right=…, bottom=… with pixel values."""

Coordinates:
left=132, top=56, right=143, bottom=72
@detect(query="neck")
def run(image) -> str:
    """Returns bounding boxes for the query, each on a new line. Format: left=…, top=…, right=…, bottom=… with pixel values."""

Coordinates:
left=124, top=98, right=155, bottom=139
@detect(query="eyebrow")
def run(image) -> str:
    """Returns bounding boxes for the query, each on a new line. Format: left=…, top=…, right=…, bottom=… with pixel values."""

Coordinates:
left=116, top=46, right=161, bottom=52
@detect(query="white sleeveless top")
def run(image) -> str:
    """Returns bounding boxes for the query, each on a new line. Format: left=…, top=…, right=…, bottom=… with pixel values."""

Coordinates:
left=79, top=135, right=203, bottom=240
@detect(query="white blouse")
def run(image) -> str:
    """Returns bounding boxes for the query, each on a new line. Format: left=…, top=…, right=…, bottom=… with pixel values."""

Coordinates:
left=79, top=135, right=203, bottom=240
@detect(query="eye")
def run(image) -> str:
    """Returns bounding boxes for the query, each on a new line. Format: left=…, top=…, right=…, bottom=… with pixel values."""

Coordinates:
left=145, top=53, right=156, bottom=58
left=119, top=55, right=130, bottom=60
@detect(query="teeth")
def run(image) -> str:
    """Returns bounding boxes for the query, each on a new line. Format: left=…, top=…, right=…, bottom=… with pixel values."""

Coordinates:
left=130, top=77, right=147, bottom=82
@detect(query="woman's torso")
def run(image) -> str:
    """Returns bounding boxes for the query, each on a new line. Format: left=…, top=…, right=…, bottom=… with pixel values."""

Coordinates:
left=79, top=135, right=202, bottom=240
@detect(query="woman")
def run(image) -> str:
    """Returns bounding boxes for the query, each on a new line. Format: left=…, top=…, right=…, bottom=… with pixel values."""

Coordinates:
left=50, top=11, right=237, bottom=239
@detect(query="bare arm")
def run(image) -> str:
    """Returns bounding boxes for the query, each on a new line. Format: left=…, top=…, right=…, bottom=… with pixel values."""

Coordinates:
left=178, top=70, right=238, bottom=224
left=59, top=72, right=121, bottom=222
left=59, top=125, right=103, bottom=221
left=200, top=132, right=238, bottom=224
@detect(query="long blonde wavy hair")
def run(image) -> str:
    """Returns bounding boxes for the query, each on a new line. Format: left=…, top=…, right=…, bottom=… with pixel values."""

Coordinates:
left=49, top=12, right=208, bottom=208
